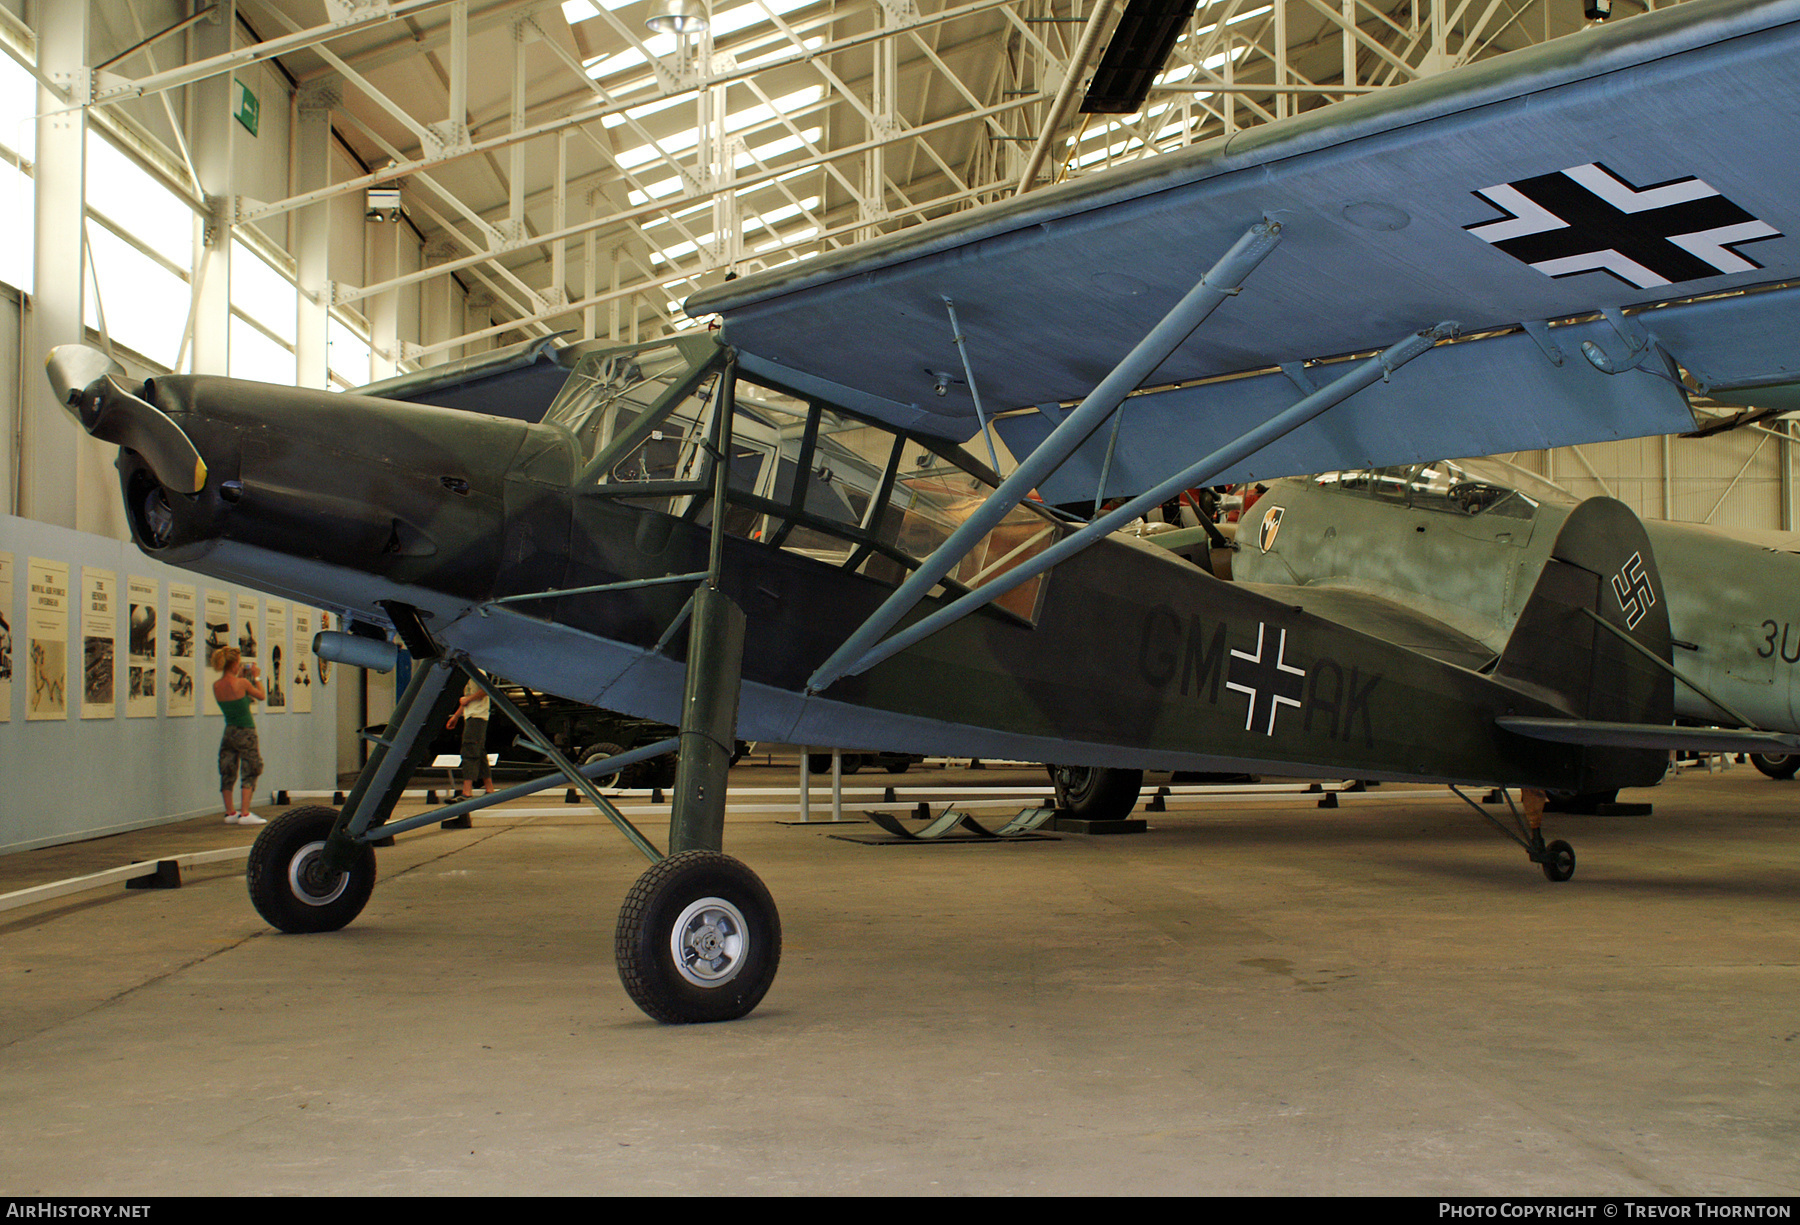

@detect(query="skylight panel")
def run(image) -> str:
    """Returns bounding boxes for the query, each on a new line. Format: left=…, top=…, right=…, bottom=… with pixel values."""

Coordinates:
left=736, top=127, right=821, bottom=169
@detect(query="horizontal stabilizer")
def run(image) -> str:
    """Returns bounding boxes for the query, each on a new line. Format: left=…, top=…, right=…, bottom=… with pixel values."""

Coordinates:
left=1499, top=717, right=1800, bottom=755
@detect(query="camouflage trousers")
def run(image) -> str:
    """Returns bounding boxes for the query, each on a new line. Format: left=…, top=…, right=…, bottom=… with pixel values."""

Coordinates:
left=219, top=726, right=263, bottom=790
left=460, top=717, right=491, bottom=784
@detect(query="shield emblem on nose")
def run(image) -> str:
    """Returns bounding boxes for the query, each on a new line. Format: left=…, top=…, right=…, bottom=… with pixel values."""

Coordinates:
left=1258, top=505, right=1284, bottom=554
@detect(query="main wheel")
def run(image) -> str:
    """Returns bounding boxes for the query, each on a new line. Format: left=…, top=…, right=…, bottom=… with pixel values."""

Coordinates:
left=246, top=806, right=376, bottom=933
left=1751, top=753, right=1800, bottom=780
left=1047, top=764, right=1144, bottom=820
left=581, top=742, right=628, bottom=789
left=616, top=851, right=781, bottom=1024
left=1540, top=839, right=1576, bottom=883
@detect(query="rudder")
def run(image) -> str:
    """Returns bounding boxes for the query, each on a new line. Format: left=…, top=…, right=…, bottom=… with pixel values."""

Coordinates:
left=1494, top=497, right=1673, bottom=791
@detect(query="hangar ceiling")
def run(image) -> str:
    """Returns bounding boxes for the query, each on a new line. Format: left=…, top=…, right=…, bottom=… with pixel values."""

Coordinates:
left=78, top=0, right=1668, bottom=362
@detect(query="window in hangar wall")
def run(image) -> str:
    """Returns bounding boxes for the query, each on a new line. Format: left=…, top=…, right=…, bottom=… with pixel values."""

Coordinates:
left=0, top=44, right=33, bottom=294
left=82, top=128, right=194, bottom=369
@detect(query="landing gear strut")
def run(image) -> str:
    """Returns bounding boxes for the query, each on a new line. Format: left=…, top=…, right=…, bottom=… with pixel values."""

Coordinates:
left=1450, top=784, right=1577, bottom=882
left=614, top=583, right=780, bottom=1023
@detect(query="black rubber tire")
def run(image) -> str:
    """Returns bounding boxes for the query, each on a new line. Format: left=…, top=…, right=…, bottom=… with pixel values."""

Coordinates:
left=1751, top=753, right=1800, bottom=780
left=1541, top=839, right=1576, bottom=883
left=246, top=806, right=376, bottom=933
left=615, top=850, right=781, bottom=1024
left=1047, top=764, right=1144, bottom=820
left=581, top=742, right=628, bottom=789
left=884, top=759, right=911, bottom=775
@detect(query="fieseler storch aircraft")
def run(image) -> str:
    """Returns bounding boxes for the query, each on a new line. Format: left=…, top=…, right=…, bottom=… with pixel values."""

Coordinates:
left=1222, top=458, right=1800, bottom=791
left=41, top=0, right=1800, bottom=1023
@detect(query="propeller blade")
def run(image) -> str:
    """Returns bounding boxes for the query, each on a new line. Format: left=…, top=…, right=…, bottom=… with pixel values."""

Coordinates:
left=86, top=376, right=208, bottom=495
left=44, top=344, right=125, bottom=411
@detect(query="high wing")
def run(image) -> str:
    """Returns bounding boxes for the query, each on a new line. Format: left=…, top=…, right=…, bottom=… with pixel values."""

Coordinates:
left=688, top=0, right=1800, bottom=503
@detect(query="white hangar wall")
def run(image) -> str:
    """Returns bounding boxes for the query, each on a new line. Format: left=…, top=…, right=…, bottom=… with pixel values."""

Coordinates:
left=1504, top=425, right=1799, bottom=537
left=0, top=2, right=498, bottom=852
left=0, top=512, right=340, bottom=854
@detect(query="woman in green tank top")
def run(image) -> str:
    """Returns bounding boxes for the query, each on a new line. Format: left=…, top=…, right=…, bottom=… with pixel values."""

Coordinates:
left=212, top=646, right=266, bottom=825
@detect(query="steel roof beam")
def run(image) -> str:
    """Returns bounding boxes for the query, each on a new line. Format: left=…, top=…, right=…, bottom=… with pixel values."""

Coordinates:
left=232, top=0, right=1019, bottom=224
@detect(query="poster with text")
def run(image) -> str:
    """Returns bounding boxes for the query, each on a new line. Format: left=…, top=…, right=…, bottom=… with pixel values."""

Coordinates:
left=291, top=606, right=313, bottom=714
left=126, top=575, right=158, bottom=717
left=81, top=567, right=117, bottom=718
left=235, top=594, right=259, bottom=666
left=203, top=590, right=231, bottom=675
left=265, top=601, right=288, bottom=712
left=167, top=583, right=197, bottom=716
left=27, top=557, right=68, bottom=721
left=0, top=551, right=13, bottom=721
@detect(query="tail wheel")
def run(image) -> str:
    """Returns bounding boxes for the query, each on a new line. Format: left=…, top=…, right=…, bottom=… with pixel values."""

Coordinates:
left=246, top=806, right=376, bottom=933
left=1047, top=764, right=1144, bottom=820
left=1540, top=839, right=1576, bottom=883
left=616, top=851, right=781, bottom=1024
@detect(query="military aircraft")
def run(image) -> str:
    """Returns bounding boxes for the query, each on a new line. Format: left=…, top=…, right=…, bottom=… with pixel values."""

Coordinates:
left=1224, top=458, right=1800, bottom=786
left=42, top=0, right=1800, bottom=1023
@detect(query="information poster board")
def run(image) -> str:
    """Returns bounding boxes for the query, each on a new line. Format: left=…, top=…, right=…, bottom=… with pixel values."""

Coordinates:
left=235, top=594, right=259, bottom=667
left=81, top=567, right=117, bottom=719
left=291, top=606, right=313, bottom=714
left=126, top=575, right=158, bottom=717
left=167, top=583, right=197, bottom=717
left=27, top=557, right=68, bottom=721
left=203, top=589, right=231, bottom=665
left=0, top=551, right=12, bottom=721
left=265, top=600, right=287, bottom=712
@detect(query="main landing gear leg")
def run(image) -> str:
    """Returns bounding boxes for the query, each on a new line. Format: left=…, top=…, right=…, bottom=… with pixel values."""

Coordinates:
left=247, top=654, right=466, bottom=931
left=616, top=585, right=781, bottom=1024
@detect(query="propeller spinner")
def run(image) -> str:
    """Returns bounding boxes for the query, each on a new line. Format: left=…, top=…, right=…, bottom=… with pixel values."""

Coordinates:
left=45, top=344, right=207, bottom=495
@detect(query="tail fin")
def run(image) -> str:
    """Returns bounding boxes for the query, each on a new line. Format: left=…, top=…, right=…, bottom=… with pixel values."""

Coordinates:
left=1494, top=497, right=1673, bottom=791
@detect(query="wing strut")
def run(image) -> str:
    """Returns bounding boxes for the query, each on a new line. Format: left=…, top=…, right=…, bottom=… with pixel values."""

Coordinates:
left=805, top=217, right=1284, bottom=695
left=810, top=319, right=1460, bottom=689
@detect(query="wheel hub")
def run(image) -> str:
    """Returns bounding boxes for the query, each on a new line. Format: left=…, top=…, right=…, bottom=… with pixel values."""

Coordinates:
left=289, top=841, right=351, bottom=907
left=671, top=896, right=749, bottom=987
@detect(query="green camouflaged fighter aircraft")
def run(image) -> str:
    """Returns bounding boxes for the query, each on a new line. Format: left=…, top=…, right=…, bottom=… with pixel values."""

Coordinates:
left=44, top=0, right=1800, bottom=1022
left=1231, top=460, right=1800, bottom=786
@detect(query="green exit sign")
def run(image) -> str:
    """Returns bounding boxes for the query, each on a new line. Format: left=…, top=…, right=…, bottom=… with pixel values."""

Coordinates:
left=233, top=79, right=258, bottom=137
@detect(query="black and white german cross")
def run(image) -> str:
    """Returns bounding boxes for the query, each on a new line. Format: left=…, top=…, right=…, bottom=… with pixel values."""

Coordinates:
left=1465, top=163, right=1780, bottom=289
left=1227, top=622, right=1306, bottom=736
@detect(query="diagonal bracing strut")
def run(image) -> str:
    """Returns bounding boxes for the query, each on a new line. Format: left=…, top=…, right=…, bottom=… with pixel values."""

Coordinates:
left=815, top=319, right=1461, bottom=685
left=806, top=216, right=1286, bottom=694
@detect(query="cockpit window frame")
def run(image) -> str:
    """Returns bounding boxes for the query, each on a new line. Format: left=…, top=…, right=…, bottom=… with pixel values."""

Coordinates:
left=551, top=337, right=1062, bottom=628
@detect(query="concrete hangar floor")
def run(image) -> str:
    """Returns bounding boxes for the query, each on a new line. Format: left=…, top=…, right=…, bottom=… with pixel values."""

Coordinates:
left=0, top=760, right=1796, bottom=1196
